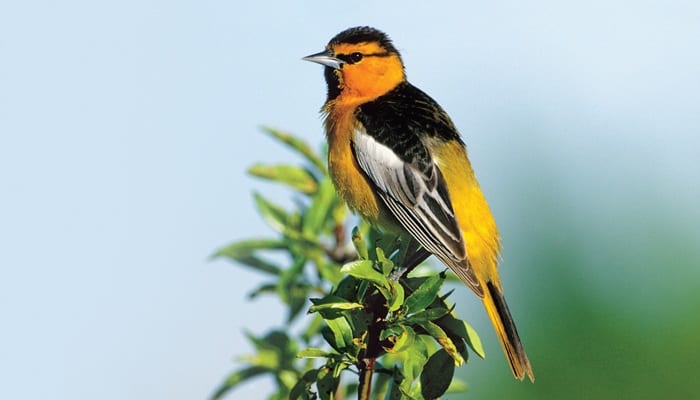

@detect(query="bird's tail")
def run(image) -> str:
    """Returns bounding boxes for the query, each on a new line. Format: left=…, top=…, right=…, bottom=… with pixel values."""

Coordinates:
left=482, top=280, right=534, bottom=381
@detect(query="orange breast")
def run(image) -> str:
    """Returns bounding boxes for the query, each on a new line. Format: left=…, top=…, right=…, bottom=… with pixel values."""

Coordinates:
left=324, top=104, right=386, bottom=225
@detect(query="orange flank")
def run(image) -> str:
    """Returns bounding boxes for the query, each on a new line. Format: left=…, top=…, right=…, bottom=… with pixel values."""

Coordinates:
left=324, top=107, right=384, bottom=225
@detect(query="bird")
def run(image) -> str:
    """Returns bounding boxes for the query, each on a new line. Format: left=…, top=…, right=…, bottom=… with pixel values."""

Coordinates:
left=303, top=26, right=534, bottom=381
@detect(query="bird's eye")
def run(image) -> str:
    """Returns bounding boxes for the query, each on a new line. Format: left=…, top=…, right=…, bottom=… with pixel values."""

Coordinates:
left=349, top=52, right=363, bottom=63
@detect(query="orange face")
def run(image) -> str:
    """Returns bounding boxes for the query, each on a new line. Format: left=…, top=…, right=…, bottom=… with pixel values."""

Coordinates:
left=327, top=41, right=405, bottom=105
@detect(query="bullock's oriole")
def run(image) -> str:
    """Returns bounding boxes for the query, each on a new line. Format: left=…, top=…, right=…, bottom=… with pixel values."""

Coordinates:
left=304, top=26, right=534, bottom=381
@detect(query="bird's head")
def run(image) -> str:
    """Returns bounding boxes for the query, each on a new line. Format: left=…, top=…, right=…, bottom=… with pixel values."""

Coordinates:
left=304, top=26, right=406, bottom=104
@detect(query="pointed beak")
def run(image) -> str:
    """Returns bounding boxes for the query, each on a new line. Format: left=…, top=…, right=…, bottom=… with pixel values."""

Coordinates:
left=302, top=49, right=344, bottom=69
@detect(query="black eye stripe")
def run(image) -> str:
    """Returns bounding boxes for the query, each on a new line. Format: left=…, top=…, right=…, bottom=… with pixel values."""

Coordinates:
left=337, top=51, right=391, bottom=64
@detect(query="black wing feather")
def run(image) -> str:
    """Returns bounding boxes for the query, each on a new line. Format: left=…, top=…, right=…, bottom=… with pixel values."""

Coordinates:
left=353, top=82, right=482, bottom=294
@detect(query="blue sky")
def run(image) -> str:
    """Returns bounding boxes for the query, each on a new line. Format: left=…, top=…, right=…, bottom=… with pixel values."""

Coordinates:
left=1, top=1, right=698, bottom=399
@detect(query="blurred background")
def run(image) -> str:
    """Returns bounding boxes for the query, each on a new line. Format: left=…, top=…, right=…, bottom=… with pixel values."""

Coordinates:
left=1, top=1, right=698, bottom=399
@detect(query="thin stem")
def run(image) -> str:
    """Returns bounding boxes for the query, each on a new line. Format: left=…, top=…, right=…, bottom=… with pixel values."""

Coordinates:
left=357, top=291, right=387, bottom=400
left=358, top=357, right=375, bottom=400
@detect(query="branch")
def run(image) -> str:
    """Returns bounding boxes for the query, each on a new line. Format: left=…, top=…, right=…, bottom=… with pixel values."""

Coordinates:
left=357, top=290, right=388, bottom=400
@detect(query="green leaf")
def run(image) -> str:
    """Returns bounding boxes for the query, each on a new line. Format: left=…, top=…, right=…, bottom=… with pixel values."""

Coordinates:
left=287, top=291, right=309, bottom=324
left=253, top=192, right=295, bottom=234
left=213, top=239, right=286, bottom=275
left=277, top=256, right=306, bottom=304
left=340, top=260, right=389, bottom=289
left=385, top=366, right=405, bottom=400
left=323, top=317, right=354, bottom=353
left=210, top=366, right=268, bottom=400
left=245, top=330, right=287, bottom=353
left=297, top=348, right=331, bottom=358
left=214, top=238, right=288, bottom=258
left=415, top=321, right=464, bottom=365
left=463, top=321, right=485, bottom=359
left=368, top=230, right=400, bottom=262
left=380, top=324, right=402, bottom=341
left=289, top=368, right=319, bottom=400
left=301, top=313, right=325, bottom=343
left=406, top=307, right=450, bottom=324
left=351, top=226, right=368, bottom=260
left=403, top=271, right=446, bottom=315
left=375, top=247, right=394, bottom=275
left=438, top=288, right=455, bottom=302
left=370, top=370, right=391, bottom=400
left=248, top=283, right=277, bottom=299
left=344, top=308, right=371, bottom=343
left=248, top=163, right=318, bottom=194
left=438, top=314, right=486, bottom=359
left=308, top=296, right=363, bottom=316
left=310, top=302, right=363, bottom=312
left=279, top=369, right=300, bottom=392
left=261, top=126, right=326, bottom=172
left=315, top=259, right=344, bottom=286
left=242, top=330, right=298, bottom=371
left=333, top=275, right=361, bottom=302
left=390, top=236, right=421, bottom=271
left=386, top=280, right=404, bottom=313
left=302, top=179, right=337, bottom=236
left=267, top=392, right=288, bottom=400
left=401, top=337, right=429, bottom=393
left=223, top=254, right=282, bottom=276
left=382, top=324, right=416, bottom=354
left=316, top=365, right=340, bottom=400
left=331, top=359, right=351, bottom=378
left=420, top=349, right=455, bottom=400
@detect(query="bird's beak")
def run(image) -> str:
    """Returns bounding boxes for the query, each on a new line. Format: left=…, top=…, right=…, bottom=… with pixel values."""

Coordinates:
left=302, top=49, right=344, bottom=69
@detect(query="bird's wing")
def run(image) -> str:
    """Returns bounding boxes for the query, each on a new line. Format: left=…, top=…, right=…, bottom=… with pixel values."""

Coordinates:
left=352, top=129, right=482, bottom=294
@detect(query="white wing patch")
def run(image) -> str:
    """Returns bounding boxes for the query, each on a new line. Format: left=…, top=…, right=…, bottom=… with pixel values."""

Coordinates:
left=352, top=130, right=420, bottom=206
left=351, top=129, right=486, bottom=293
left=352, top=129, right=482, bottom=294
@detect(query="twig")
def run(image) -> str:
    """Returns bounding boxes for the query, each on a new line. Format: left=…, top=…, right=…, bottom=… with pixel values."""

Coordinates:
left=326, top=222, right=357, bottom=264
left=357, top=290, right=388, bottom=400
